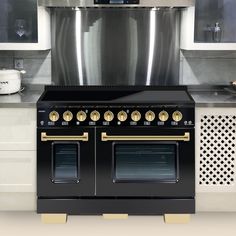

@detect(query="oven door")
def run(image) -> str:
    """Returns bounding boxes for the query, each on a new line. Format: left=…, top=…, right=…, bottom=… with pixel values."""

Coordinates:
left=96, top=127, right=194, bottom=197
left=37, top=128, right=95, bottom=197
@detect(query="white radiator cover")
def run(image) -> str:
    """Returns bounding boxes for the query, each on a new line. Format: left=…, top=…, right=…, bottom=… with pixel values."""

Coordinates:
left=196, top=107, right=236, bottom=211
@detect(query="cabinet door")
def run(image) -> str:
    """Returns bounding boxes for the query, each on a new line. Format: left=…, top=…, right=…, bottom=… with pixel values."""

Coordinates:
left=0, top=0, right=38, bottom=43
left=195, top=0, right=236, bottom=43
left=0, top=151, right=36, bottom=192
left=0, top=108, right=36, bottom=150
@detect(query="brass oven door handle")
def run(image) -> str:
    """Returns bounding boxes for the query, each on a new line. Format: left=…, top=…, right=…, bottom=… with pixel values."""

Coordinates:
left=101, top=132, right=190, bottom=142
left=41, top=132, right=89, bottom=142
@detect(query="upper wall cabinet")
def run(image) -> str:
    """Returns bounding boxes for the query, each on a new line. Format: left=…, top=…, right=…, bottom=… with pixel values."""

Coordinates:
left=0, top=0, right=50, bottom=50
left=181, top=0, right=236, bottom=50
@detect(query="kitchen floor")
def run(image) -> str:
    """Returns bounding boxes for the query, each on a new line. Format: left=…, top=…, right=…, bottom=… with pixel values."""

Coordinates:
left=0, top=212, right=236, bottom=236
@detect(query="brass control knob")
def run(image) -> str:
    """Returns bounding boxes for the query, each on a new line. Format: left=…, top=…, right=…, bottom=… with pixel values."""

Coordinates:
left=104, top=111, right=114, bottom=122
left=172, top=111, right=183, bottom=122
left=63, top=111, right=73, bottom=122
left=145, top=110, right=155, bottom=122
left=76, top=111, right=87, bottom=122
left=159, top=111, right=169, bottom=122
left=90, top=110, right=100, bottom=122
left=49, top=111, right=59, bottom=122
left=131, top=110, right=141, bottom=122
left=117, top=111, right=128, bottom=122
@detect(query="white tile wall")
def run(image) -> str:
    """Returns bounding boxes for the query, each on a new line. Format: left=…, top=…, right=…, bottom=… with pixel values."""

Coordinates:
left=180, top=50, right=236, bottom=85
left=0, top=50, right=51, bottom=85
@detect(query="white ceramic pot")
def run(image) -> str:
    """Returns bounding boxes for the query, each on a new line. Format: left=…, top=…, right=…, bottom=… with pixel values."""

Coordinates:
left=0, top=69, right=25, bottom=95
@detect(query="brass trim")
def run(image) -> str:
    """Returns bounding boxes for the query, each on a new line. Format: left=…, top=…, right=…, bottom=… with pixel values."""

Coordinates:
left=131, top=110, right=141, bottom=122
left=164, top=214, right=190, bottom=224
left=117, top=111, right=128, bottom=122
left=41, top=214, right=67, bottom=224
left=49, top=111, right=59, bottom=122
left=41, top=132, right=89, bottom=142
left=103, top=214, right=128, bottom=220
left=158, top=110, right=169, bottom=122
left=104, top=110, right=114, bottom=122
left=63, top=110, right=73, bottom=122
left=145, top=110, right=155, bottom=122
left=172, top=111, right=183, bottom=122
left=101, top=132, right=190, bottom=142
left=90, top=110, right=100, bottom=122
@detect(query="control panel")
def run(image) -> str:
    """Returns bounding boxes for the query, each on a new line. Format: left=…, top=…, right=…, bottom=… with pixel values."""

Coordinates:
left=38, top=106, right=195, bottom=128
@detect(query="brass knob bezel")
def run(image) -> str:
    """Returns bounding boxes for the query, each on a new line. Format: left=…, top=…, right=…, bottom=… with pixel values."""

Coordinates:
left=145, top=110, right=155, bottom=122
left=49, top=111, right=59, bottom=122
left=90, top=110, right=100, bottom=122
left=172, top=111, right=183, bottom=122
left=131, top=110, right=141, bottom=122
left=117, top=111, right=128, bottom=122
left=63, top=110, right=73, bottom=122
left=158, top=111, right=169, bottom=122
left=104, top=111, right=114, bottom=122
left=76, top=111, right=87, bottom=122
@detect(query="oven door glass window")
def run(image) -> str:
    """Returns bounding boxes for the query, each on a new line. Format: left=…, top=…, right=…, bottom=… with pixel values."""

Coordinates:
left=113, top=143, right=178, bottom=182
left=52, top=143, right=80, bottom=183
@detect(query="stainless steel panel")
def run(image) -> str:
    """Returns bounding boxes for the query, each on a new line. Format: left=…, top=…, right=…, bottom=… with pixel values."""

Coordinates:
left=39, top=0, right=194, bottom=8
left=52, top=8, right=180, bottom=86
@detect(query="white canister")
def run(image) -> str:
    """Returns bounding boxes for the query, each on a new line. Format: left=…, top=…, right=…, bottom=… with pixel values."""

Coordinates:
left=0, top=69, right=25, bottom=95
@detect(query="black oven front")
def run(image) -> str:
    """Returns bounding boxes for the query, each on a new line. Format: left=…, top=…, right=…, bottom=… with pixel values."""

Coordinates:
left=37, top=127, right=95, bottom=197
left=37, top=126, right=194, bottom=199
left=96, top=127, right=195, bottom=197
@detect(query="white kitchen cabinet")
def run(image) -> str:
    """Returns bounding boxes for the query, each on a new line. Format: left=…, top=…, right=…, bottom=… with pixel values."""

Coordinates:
left=195, top=107, right=236, bottom=211
left=0, top=107, right=36, bottom=211
left=0, top=192, right=36, bottom=211
left=0, top=3, right=50, bottom=50
left=0, top=151, right=36, bottom=192
left=0, top=108, right=36, bottom=150
left=181, top=7, right=236, bottom=50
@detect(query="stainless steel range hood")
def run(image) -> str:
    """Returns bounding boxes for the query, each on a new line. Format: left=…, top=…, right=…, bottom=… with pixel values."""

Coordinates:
left=38, top=0, right=194, bottom=8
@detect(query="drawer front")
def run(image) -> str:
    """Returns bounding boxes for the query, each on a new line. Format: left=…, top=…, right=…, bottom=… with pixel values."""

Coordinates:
left=0, top=151, right=36, bottom=192
left=0, top=108, right=36, bottom=150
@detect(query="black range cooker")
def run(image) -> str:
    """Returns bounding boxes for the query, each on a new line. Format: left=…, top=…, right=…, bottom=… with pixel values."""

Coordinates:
left=37, top=86, right=195, bottom=217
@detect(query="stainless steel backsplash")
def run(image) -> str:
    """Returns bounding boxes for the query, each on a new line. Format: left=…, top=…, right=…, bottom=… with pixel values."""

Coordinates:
left=51, top=8, right=180, bottom=86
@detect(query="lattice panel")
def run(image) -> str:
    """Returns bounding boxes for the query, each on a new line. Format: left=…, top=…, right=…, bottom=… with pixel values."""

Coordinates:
left=199, top=115, right=236, bottom=186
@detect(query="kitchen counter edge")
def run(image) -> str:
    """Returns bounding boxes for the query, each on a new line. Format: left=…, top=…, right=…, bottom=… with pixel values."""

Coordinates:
left=0, top=85, right=236, bottom=108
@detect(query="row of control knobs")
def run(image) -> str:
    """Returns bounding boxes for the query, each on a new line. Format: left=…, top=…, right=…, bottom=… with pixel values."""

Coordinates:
left=49, top=110, right=183, bottom=122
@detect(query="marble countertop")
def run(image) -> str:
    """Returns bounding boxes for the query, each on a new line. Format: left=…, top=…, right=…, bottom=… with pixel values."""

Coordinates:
left=0, top=85, right=236, bottom=108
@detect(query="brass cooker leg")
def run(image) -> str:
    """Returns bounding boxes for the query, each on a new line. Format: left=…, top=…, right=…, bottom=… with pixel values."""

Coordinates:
left=164, top=214, right=190, bottom=224
left=41, top=214, right=67, bottom=224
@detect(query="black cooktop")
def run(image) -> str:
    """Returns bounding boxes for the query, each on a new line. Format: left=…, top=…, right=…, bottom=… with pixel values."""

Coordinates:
left=38, top=86, right=194, bottom=104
